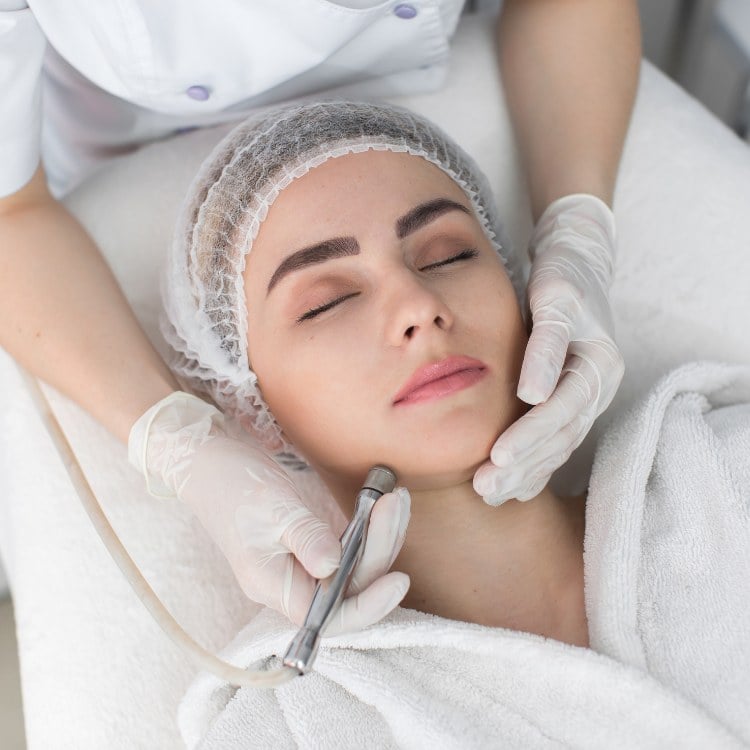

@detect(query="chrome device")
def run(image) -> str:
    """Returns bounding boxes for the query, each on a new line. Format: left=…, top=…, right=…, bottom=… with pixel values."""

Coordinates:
left=282, top=465, right=397, bottom=675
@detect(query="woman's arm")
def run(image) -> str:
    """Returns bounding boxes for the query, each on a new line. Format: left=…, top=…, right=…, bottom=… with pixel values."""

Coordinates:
left=0, top=164, right=179, bottom=442
left=474, top=0, right=637, bottom=505
left=496, top=0, right=642, bottom=221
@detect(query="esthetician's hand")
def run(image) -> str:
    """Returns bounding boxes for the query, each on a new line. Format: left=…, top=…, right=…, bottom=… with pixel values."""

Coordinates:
left=474, top=194, right=625, bottom=505
left=129, top=392, right=411, bottom=634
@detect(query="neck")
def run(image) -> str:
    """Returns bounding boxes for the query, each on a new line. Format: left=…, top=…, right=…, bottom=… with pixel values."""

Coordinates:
left=327, top=472, right=588, bottom=646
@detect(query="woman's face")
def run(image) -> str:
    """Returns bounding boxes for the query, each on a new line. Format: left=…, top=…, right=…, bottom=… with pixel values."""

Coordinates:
left=244, top=149, right=528, bottom=491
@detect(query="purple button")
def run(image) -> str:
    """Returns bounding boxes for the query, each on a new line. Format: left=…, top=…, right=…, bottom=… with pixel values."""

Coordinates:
left=186, top=85, right=210, bottom=101
left=393, top=3, right=417, bottom=19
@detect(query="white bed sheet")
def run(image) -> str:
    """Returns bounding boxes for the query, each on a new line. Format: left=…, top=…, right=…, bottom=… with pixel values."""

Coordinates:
left=1, top=15, right=749, bottom=749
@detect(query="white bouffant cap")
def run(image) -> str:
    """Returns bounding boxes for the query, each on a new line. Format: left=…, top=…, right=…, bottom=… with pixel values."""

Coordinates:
left=161, top=99, right=526, bottom=465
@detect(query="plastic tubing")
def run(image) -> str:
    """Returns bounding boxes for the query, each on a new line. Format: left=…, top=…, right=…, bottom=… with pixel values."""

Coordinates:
left=19, top=367, right=298, bottom=689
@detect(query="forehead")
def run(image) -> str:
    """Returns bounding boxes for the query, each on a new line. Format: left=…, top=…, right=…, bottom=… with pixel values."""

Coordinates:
left=278, top=149, right=466, bottom=214
left=247, top=150, right=471, bottom=265
left=289, top=148, right=461, bottom=187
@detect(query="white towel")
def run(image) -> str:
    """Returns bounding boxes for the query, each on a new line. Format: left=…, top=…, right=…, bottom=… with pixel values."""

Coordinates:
left=178, top=360, right=750, bottom=749
left=585, top=359, right=750, bottom=741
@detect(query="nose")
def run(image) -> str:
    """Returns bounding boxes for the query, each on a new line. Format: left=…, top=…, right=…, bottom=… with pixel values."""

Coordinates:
left=384, top=272, right=455, bottom=346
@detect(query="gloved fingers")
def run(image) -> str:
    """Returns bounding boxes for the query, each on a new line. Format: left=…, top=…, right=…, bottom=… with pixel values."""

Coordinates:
left=279, top=505, right=342, bottom=580
left=490, top=361, right=594, bottom=469
left=232, top=548, right=316, bottom=625
left=474, top=411, right=590, bottom=506
left=519, top=275, right=582, bottom=405
left=475, top=344, right=622, bottom=506
left=514, top=475, right=550, bottom=503
left=348, top=488, right=411, bottom=595
left=472, top=459, right=509, bottom=506
left=518, top=319, right=572, bottom=405
left=242, top=489, right=410, bottom=625
left=231, top=494, right=339, bottom=610
left=322, top=571, right=411, bottom=638
left=570, top=338, right=625, bottom=418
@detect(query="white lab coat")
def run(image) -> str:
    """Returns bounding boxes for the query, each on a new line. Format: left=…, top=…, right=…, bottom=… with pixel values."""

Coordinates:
left=0, top=0, right=467, bottom=198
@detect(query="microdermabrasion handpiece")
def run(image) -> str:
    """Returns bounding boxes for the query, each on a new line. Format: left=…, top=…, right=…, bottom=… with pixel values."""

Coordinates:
left=282, top=465, right=397, bottom=675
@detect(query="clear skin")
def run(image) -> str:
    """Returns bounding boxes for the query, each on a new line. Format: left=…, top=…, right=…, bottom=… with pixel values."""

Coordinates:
left=245, top=150, right=589, bottom=647
left=497, top=0, right=641, bottom=220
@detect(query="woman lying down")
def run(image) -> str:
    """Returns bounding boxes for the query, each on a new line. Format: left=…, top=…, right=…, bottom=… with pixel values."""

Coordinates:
left=159, top=101, right=750, bottom=749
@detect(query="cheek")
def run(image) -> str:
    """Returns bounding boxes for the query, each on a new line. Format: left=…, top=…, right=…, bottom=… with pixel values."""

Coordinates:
left=461, top=269, right=530, bottom=418
left=249, top=325, right=373, bottom=465
left=252, top=342, right=326, bottom=429
left=457, top=265, right=526, bottom=351
left=491, top=297, right=531, bottom=429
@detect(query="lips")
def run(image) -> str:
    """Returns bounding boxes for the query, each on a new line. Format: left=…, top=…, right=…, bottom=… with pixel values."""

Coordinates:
left=393, top=355, right=488, bottom=406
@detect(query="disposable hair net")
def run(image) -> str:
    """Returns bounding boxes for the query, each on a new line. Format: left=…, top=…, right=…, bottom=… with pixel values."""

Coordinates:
left=162, top=99, right=528, bottom=464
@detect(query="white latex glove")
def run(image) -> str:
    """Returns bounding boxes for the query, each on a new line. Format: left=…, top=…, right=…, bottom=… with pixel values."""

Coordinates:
left=474, top=193, right=625, bottom=505
left=129, top=392, right=410, bottom=635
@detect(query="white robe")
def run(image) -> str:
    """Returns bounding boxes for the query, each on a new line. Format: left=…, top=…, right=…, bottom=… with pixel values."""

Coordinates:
left=178, top=361, right=750, bottom=749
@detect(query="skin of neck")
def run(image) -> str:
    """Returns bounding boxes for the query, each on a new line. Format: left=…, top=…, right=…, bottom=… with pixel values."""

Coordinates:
left=323, top=470, right=589, bottom=647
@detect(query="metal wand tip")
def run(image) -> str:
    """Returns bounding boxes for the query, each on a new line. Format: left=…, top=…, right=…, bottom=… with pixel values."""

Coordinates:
left=362, top=465, right=397, bottom=495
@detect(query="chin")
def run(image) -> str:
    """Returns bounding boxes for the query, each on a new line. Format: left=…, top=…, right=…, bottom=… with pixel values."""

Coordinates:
left=395, top=463, right=483, bottom=492
left=390, top=449, right=489, bottom=490
left=303, top=432, right=492, bottom=494
left=293, top=401, right=509, bottom=489
left=379, top=418, right=499, bottom=490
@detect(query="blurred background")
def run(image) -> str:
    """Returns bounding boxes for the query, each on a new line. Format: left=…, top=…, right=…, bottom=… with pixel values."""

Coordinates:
left=639, top=0, right=750, bottom=139
left=2, top=1, right=749, bottom=748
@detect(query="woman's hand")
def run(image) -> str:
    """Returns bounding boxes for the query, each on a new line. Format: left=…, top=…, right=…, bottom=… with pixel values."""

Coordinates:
left=129, top=392, right=411, bottom=634
left=474, top=194, right=624, bottom=505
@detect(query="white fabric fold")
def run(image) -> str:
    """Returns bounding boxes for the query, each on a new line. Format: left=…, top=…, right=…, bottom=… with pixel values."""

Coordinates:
left=179, top=360, right=750, bottom=749
left=178, top=607, right=743, bottom=749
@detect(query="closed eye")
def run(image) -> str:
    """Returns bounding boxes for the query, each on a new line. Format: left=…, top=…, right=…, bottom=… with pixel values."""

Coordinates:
left=418, top=248, right=478, bottom=271
left=296, top=292, right=360, bottom=323
left=296, top=248, right=477, bottom=323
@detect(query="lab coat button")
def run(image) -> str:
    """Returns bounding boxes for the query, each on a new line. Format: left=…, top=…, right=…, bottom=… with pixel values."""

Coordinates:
left=186, top=85, right=210, bottom=101
left=393, top=4, right=418, bottom=19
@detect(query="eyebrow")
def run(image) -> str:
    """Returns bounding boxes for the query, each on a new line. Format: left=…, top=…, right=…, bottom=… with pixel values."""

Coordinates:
left=267, top=236, right=360, bottom=293
left=395, top=198, right=470, bottom=239
left=266, top=197, right=471, bottom=294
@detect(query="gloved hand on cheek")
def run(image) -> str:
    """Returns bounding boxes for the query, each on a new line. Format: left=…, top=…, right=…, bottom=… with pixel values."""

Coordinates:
left=474, top=193, right=625, bottom=505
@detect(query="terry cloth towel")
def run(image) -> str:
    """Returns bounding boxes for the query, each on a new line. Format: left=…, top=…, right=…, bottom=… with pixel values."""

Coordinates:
left=178, top=361, right=750, bottom=749
left=585, top=359, right=750, bottom=742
